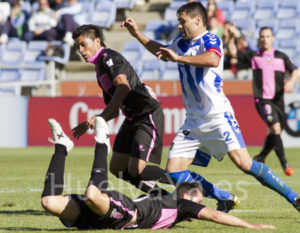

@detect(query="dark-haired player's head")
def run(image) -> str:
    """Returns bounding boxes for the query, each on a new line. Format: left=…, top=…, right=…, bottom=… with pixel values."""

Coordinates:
left=176, top=182, right=203, bottom=204
left=72, top=24, right=106, bottom=61
left=176, top=2, right=207, bottom=41
left=258, top=27, right=274, bottom=52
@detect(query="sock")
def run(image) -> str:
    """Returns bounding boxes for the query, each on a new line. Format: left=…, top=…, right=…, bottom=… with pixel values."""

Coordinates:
left=167, top=170, right=231, bottom=201
left=41, top=144, right=67, bottom=197
left=272, top=134, right=288, bottom=168
left=258, top=133, right=275, bottom=159
left=248, top=160, right=298, bottom=203
left=88, top=143, right=108, bottom=190
left=137, top=165, right=166, bottom=180
left=121, top=168, right=169, bottom=195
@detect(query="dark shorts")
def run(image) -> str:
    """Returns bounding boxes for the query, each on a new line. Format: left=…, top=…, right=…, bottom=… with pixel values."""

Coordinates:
left=60, top=191, right=135, bottom=230
left=113, top=107, right=164, bottom=164
left=255, top=98, right=285, bottom=127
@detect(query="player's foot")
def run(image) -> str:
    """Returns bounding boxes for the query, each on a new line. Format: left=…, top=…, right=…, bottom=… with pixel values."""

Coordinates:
left=48, top=118, right=74, bottom=152
left=217, top=194, right=240, bottom=213
left=253, top=155, right=265, bottom=163
left=293, top=195, right=300, bottom=213
left=94, top=116, right=110, bottom=151
left=285, top=166, right=294, bottom=176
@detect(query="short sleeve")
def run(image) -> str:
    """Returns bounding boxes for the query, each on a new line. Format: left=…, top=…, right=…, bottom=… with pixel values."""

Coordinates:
left=202, top=33, right=222, bottom=57
left=282, top=52, right=297, bottom=73
left=177, top=199, right=206, bottom=219
left=103, top=52, right=128, bottom=81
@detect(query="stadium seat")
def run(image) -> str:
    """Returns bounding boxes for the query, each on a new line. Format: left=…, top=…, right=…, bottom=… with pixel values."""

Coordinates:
left=139, top=60, right=164, bottom=80
left=216, top=1, right=234, bottom=20
left=160, top=62, right=179, bottom=80
left=256, top=19, right=278, bottom=34
left=233, top=19, right=256, bottom=37
left=20, top=68, right=46, bottom=84
left=0, top=69, right=21, bottom=83
left=39, top=41, right=70, bottom=65
left=231, top=9, right=251, bottom=21
left=278, top=19, right=300, bottom=33
left=81, top=1, right=94, bottom=15
left=144, top=21, right=168, bottom=41
left=7, top=40, right=27, bottom=51
left=276, top=28, right=295, bottom=40
left=121, top=40, right=144, bottom=62
left=141, top=49, right=156, bottom=62
left=0, top=86, right=21, bottom=96
left=28, top=40, right=48, bottom=51
left=113, top=0, right=137, bottom=10
left=276, top=0, right=300, bottom=19
left=253, top=0, right=278, bottom=20
left=89, top=0, right=116, bottom=29
left=0, top=48, right=24, bottom=66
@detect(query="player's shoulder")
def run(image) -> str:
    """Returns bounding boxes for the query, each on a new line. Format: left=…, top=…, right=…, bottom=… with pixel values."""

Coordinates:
left=274, top=49, right=290, bottom=59
left=202, top=32, right=221, bottom=43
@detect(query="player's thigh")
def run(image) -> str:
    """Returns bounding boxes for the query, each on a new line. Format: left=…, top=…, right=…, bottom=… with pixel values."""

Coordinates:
left=42, top=195, right=81, bottom=223
left=166, top=130, right=200, bottom=172
left=109, top=152, right=130, bottom=176
left=85, top=185, right=110, bottom=216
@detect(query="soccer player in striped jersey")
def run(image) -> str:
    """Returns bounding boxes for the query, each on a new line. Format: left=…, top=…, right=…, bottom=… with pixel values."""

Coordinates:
left=122, top=1, right=300, bottom=213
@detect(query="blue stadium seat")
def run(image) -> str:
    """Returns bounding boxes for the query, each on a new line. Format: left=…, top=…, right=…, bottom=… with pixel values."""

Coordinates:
left=216, top=1, right=234, bottom=20
left=233, top=19, right=255, bottom=34
left=140, top=60, right=164, bottom=80
left=144, top=21, right=168, bottom=41
left=164, top=7, right=178, bottom=22
left=235, top=1, right=255, bottom=14
left=253, top=0, right=278, bottom=20
left=0, top=86, right=21, bottom=96
left=28, top=40, right=48, bottom=51
left=276, top=28, right=296, bottom=40
left=121, top=40, right=144, bottom=62
left=20, top=68, right=46, bottom=84
left=276, top=0, right=300, bottom=19
left=0, top=69, right=21, bottom=83
left=231, top=8, right=251, bottom=21
left=7, top=40, right=27, bottom=51
left=0, top=48, right=24, bottom=66
left=141, top=49, right=156, bottom=62
left=113, top=0, right=137, bottom=9
left=89, top=0, right=116, bottom=28
left=39, top=41, right=70, bottom=65
left=256, top=19, right=278, bottom=35
left=160, top=62, right=179, bottom=80
left=278, top=19, right=300, bottom=33
left=81, top=1, right=94, bottom=15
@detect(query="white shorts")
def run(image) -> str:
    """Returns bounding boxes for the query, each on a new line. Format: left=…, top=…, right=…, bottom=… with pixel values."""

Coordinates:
left=168, top=111, right=246, bottom=162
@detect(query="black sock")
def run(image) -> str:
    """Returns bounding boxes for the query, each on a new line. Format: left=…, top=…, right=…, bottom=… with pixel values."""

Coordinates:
left=41, top=144, right=67, bottom=197
left=258, top=133, right=275, bottom=159
left=88, top=143, right=108, bottom=190
left=272, top=134, right=288, bottom=168
left=121, top=167, right=169, bottom=195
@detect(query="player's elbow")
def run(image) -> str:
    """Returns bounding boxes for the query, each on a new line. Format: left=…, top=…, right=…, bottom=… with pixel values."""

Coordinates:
left=207, top=53, right=220, bottom=67
left=41, top=196, right=56, bottom=213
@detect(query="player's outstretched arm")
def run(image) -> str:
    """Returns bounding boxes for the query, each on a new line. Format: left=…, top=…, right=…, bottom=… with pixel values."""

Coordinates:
left=121, top=18, right=167, bottom=61
left=199, top=207, right=276, bottom=229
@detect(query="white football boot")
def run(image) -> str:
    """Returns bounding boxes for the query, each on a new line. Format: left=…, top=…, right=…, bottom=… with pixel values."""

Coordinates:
left=48, top=118, right=74, bottom=152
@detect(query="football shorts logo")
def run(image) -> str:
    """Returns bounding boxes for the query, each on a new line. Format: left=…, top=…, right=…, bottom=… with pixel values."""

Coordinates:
left=106, top=58, right=114, bottom=67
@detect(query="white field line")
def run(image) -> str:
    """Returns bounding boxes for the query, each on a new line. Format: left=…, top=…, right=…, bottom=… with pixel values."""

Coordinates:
left=1, top=180, right=300, bottom=194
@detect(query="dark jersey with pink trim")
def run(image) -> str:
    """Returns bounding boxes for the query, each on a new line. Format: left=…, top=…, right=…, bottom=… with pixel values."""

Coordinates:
left=237, top=49, right=297, bottom=100
left=94, top=48, right=160, bottom=119
left=134, top=194, right=206, bottom=229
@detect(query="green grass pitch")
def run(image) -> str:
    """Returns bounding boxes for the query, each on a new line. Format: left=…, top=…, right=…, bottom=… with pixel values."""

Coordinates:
left=0, top=146, right=300, bottom=233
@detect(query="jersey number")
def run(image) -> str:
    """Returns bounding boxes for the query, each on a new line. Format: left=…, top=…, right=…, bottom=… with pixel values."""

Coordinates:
left=224, top=131, right=232, bottom=142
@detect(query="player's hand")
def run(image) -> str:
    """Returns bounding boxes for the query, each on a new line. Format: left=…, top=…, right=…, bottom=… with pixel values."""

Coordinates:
left=121, top=18, right=139, bottom=37
left=284, top=80, right=294, bottom=93
left=156, top=47, right=179, bottom=62
left=72, top=121, right=89, bottom=140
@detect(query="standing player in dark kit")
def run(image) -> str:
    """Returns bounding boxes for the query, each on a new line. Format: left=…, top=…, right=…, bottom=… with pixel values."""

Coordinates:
left=71, top=24, right=167, bottom=195
left=41, top=117, right=275, bottom=230
left=228, top=26, right=299, bottom=176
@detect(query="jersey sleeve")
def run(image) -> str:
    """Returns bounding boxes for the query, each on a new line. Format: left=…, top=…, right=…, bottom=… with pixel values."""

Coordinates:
left=282, top=52, right=297, bottom=73
left=203, top=33, right=222, bottom=57
left=102, top=52, right=128, bottom=81
left=177, top=199, right=206, bottom=219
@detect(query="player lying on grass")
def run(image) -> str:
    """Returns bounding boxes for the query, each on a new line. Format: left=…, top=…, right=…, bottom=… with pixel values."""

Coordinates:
left=41, top=117, right=275, bottom=230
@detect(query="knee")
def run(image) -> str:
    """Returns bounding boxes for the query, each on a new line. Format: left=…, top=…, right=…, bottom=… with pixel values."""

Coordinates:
left=84, top=185, right=99, bottom=206
left=41, top=196, right=56, bottom=213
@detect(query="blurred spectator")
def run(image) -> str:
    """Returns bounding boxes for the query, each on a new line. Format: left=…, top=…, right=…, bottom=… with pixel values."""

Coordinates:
left=0, top=1, right=11, bottom=34
left=0, top=0, right=28, bottom=44
left=208, top=16, right=223, bottom=39
left=23, top=0, right=58, bottom=42
left=207, top=0, right=225, bottom=28
left=49, top=0, right=64, bottom=10
left=55, top=0, right=87, bottom=46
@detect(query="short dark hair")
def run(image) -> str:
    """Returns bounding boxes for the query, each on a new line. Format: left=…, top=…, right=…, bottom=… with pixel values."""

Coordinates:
left=176, top=182, right=202, bottom=199
left=177, top=2, right=207, bottom=27
left=259, top=27, right=274, bottom=36
left=72, top=24, right=106, bottom=47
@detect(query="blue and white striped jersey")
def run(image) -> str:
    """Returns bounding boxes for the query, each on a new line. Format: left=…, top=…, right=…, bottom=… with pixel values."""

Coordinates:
left=167, top=31, right=234, bottom=124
